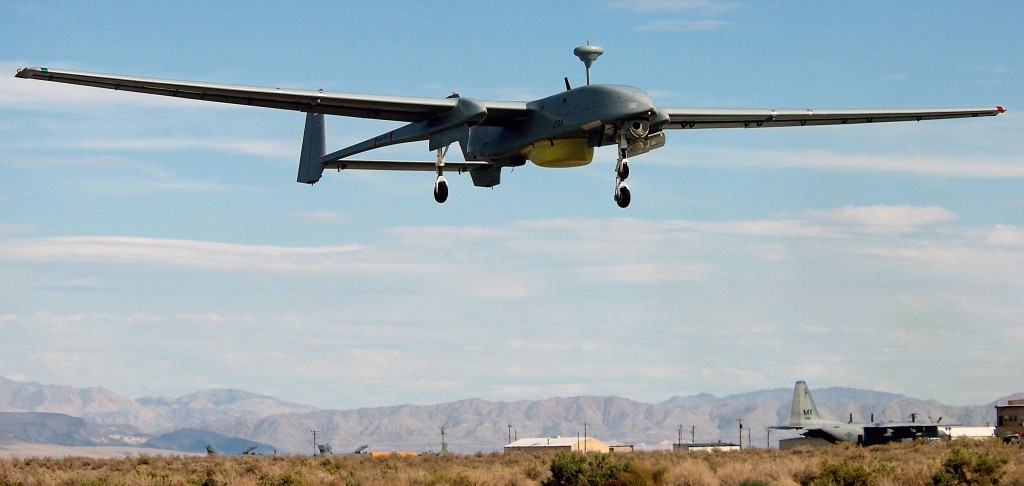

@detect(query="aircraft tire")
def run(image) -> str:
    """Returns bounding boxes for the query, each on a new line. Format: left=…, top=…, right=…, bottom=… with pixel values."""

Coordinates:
left=615, top=186, right=630, bottom=208
left=434, top=179, right=449, bottom=204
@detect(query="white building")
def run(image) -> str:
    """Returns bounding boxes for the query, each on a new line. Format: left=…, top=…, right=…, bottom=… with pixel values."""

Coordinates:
left=504, top=436, right=610, bottom=453
left=943, top=426, right=995, bottom=440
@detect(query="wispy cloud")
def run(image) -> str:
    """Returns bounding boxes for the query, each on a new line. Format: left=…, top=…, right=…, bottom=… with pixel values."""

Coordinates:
left=68, top=137, right=293, bottom=158
left=987, top=225, right=1024, bottom=246
left=576, top=262, right=711, bottom=283
left=606, top=0, right=740, bottom=13
left=3, top=67, right=208, bottom=110
left=293, top=210, right=348, bottom=223
left=650, top=145, right=1024, bottom=179
left=636, top=19, right=732, bottom=31
left=806, top=205, right=956, bottom=232
left=0, top=236, right=365, bottom=272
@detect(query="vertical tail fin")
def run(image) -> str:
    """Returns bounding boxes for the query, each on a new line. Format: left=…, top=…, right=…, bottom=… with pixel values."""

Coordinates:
left=297, top=112, right=326, bottom=184
left=789, top=380, right=823, bottom=426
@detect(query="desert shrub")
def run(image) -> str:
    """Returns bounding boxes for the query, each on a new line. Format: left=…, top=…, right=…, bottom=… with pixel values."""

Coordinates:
left=606, top=460, right=666, bottom=486
left=190, top=472, right=222, bottom=486
left=423, top=468, right=476, bottom=486
left=929, top=446, right=1008, bottom=486
left=545, top=452, right=631, bottom=486
left=258, top=467, right=309, bottom=486
left=663, top=458, right=718, bottom=486
left=805, top=458, right=874, bottom=486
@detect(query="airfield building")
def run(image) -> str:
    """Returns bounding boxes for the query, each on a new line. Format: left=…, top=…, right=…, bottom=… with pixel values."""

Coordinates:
left=996, top=399, right=1024, bottom=443
left=504, top=436, right=609, bottom=453
left=673, top=442, right=741, bottom=452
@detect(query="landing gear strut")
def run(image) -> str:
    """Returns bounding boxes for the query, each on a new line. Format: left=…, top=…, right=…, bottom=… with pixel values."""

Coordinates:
left=613, top=132, right=631, bottom=208
left=434, top=146, right=449, bottom=204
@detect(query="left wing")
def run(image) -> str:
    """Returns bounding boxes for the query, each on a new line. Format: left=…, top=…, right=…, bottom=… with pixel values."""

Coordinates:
left=663, top=106, right=1005, bottom=129
left=14, top=67, right=530, bottom=125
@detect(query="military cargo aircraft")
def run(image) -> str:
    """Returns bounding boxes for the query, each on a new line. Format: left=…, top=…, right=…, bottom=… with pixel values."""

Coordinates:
left=14, top=45, right=1004, bottom=207
left=775, top=380, right=943, bottom=446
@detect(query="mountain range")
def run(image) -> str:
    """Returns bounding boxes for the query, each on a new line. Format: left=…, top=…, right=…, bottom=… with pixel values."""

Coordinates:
left=0, top=376, right=1019, bottom=455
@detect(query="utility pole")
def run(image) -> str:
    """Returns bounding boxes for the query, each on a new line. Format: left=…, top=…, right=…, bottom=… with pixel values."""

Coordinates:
left=738, top=419, right=743, bottom=449
left=311, top=430, right=318, bottom=455
left=583, top=422, right=589, bottom=453
left=508, top=424, right=512, bottom=445
left=678, top=424, right=683, bottom=446
left=691, top=425, right=695, bottom=444
left=439, top=426, right=448, bottom=454
left=766, top=427, right=771, bottom=449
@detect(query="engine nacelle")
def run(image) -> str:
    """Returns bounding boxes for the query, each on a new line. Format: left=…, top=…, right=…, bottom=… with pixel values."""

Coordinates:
left=524, top=138, right=595, bottom=168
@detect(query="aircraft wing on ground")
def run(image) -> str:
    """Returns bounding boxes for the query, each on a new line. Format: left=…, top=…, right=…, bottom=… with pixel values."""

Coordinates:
left=863, top=423, right=943, bottom=443
left=663, top=106, right=1005, bottom=129
left=13, top=67, right=531, bottom=124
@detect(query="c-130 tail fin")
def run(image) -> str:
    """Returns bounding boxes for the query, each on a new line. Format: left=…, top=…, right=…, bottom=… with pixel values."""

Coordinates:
left=789, top=380, right=824, bottom=426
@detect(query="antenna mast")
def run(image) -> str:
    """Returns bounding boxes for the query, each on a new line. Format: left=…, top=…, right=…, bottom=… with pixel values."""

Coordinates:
left=573, top=44, right=604, bottom=85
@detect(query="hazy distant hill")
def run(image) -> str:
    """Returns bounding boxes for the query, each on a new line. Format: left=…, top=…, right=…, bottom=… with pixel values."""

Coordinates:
left=0, top=376, right=1017, bottom=455
left=0, top=412, right=140, bottom=447
left=0, top=376, right=318, bottom=432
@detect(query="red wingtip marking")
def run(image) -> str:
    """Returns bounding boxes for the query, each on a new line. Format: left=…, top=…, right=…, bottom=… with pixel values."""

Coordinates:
left=997, top=106, right=1005, bottom=112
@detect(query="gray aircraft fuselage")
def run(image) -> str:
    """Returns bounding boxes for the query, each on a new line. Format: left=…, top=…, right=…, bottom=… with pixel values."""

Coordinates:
left=465, top=84, right=665, bottom=164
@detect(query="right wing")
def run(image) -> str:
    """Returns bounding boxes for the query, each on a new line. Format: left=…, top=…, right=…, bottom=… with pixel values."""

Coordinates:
left=14, top=67, right=531, bottom=125
left=663, top=106, right=1005, bottom=129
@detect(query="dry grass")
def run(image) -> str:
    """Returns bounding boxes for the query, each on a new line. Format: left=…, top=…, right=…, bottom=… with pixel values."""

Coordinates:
left=0, top=440, right=1020, bottom=485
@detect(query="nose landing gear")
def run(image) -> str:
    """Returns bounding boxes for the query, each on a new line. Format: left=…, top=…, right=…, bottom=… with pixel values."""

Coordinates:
left=613, top=130, right=631, bottom=208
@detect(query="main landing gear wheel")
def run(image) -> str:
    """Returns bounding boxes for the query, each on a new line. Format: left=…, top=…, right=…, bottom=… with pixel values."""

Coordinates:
left=434, top=176, right=449, bottom=204
left=433, top=146, right=449, bottom=204
left=614, top=183, right=631, bottom=208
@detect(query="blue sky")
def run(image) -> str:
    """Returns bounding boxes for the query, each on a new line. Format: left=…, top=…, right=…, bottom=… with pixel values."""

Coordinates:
left=1, top=1, right=1021, bottom=409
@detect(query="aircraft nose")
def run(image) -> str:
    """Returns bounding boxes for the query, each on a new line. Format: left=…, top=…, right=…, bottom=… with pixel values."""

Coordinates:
left=650, top=107, right=670, bottom=130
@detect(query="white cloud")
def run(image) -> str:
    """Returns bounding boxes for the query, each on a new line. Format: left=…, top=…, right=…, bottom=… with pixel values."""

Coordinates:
left=807, top=205, right=956, bottom=231
left=987, top=225, right=1024, bottom=246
